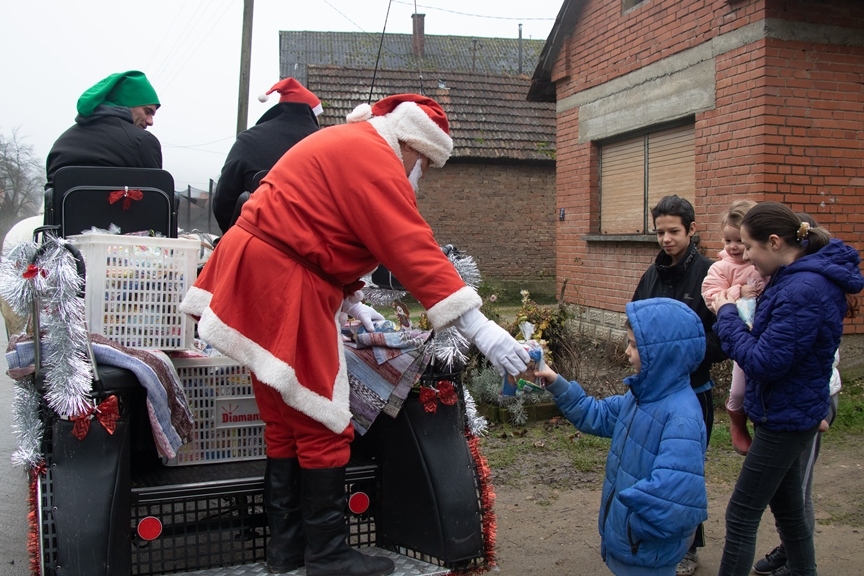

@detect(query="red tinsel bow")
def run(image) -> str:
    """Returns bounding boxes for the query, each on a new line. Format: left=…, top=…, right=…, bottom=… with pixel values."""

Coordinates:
left=70, top=395, right=120, bottom=440
left=108, top=188, right=144, bottom=210
left=419, top=381, right=458, bottom=414
left=22, top=264, right=47, bottom=279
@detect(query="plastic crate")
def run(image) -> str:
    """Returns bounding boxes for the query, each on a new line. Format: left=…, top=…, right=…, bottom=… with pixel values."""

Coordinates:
left=68, top=234, right=198, bottom=350
left=166, top=356, right=266, bottom=466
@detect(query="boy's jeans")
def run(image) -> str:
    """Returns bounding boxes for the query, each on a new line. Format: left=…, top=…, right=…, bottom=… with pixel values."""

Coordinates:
left=718, top=424, right=819, bottom=576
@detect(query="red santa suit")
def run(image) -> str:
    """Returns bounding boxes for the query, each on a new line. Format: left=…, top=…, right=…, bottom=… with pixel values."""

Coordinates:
left=180, top=98, right=480, bottom=468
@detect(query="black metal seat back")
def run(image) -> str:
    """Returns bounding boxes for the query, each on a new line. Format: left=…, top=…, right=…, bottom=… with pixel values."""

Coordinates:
left=46, top=167, right=177, bottom=238
left=227, top=169, right=268, bottom=231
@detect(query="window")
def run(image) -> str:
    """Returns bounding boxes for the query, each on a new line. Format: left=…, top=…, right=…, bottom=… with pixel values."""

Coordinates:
left=599, top=123, right=695, bottom=235
left=623, top=0, right=646, bottom=10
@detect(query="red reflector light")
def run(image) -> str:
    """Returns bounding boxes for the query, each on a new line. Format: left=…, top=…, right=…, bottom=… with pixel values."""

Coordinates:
left=137, top=516, right=163, bottom=541
left=348, top=492, right=370, bottom=515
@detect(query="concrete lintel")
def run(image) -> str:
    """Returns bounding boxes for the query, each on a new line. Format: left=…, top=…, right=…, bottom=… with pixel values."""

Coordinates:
left=765, top=18, right=864, bottom=47
left=577, top=59, right=715, bottom=142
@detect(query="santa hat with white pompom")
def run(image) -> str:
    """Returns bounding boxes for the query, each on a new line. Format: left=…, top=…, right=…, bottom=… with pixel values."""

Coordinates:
left=258, top=78, right=323, bottom=116
left=346, top=94, right=453, bottom=168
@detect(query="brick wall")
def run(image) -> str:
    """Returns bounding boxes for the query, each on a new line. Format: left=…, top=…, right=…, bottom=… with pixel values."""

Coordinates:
left=552, top=0, right=864, bottom=334
left=417, top=162, right=556, bottom=295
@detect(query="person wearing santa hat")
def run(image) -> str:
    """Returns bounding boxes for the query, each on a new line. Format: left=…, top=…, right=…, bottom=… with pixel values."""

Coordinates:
left=46, top=70, right=162, bottom=187
left=180, top=93, right=529, bottom=576
left=212, top=77, right=323, bottom=234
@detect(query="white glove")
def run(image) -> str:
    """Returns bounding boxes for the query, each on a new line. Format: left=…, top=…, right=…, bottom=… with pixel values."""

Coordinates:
left=345, top=302, right=385, bottom=332
left=453, top=308, right=530, bottom=377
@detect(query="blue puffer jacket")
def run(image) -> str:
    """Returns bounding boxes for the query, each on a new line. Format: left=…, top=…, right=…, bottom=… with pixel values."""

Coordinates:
left=547, top=298, right=708, bottom=574
left=715, top=238, right=864, bottom=431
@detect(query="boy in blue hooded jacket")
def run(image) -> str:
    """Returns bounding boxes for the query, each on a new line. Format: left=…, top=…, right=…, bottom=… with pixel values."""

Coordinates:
left=536, top=297, right=708, bottom=576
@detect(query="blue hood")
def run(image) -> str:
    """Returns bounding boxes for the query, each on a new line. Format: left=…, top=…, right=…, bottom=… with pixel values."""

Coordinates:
left=624, top=298, right=705, bottom=403
left=780, top=238, right=864, bottom=295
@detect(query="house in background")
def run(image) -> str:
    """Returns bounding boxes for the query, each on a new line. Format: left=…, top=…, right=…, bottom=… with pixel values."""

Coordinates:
left=279, top=16, right=558, bottom=296
left=529, top=0, right=864, bottom=340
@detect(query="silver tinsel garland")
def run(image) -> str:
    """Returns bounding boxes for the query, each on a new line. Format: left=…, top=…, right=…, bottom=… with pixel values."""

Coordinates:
left=462, top=388, right=488, bottom=438
left=34, top=240, right=93, bottom=417
left=427, top=327, right=470, bottom=369
left=0, top=241, right=39, bottom=317
left=1, top=237, right=93, bottom=422
left=10, top=378, right=44, bottom=468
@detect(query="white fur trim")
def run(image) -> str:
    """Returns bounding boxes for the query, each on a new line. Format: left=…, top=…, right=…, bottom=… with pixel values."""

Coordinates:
left=386, top=101, right=453, bottom=168
left=181, top=288, right=353, bottom=434
left=346, top=103, right=372, bottom=123
left=368, top=116, right=403, bottom=162
left=178, top=285, right=211, bottom=317
left=426, top=286, right=483, bottom=330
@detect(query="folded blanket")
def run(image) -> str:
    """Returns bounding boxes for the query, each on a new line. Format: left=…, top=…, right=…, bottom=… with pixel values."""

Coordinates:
left=346, top=327, right=432, bottom=435
left=5, top=336, right=194, bottom=459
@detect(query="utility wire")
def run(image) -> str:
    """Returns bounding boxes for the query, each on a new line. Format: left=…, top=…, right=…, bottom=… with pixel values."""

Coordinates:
left=160, top=0, right=237, bottom=91
left=151, top=1, right=215, bottom=84
left=368, top=0, right=393, bottom=103
left=153, top=0, right=236, bottom=87
left=145, top=0, right=192, bottom=72
left=392, top=0, right=554, bottom=21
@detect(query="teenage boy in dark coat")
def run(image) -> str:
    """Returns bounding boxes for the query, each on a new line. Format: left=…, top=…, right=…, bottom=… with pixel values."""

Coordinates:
left=212, top=78, right=322, bottom=234
left=631, top=194, right=726, bottom=576
left=46, top=70, right=162, bottom=188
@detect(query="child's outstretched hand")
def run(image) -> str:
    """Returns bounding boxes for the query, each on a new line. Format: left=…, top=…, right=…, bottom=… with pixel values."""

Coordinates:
left=535, top=364, right=558, bottom=387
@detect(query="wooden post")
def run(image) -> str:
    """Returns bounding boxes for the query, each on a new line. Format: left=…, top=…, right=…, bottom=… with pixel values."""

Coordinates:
left=236, top=0, right=254, bottom=135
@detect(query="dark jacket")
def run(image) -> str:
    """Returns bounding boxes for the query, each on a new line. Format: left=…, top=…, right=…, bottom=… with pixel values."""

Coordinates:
left=632, top=241, right=725, bottom=390
left=212, top=102, right=319, bottom=233
left=547, top=298, right=708, bottom=574
left=715, top=239, right=864, bottom=431
left=46, top=105, right=162, bottom=187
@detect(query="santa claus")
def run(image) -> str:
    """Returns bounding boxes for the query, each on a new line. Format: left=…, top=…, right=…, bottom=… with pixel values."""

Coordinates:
left=180, top=93, right=528, bottom=576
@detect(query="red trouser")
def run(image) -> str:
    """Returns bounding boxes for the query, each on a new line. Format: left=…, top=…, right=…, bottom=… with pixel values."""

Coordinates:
left=251, top=375, right=354, bottom=469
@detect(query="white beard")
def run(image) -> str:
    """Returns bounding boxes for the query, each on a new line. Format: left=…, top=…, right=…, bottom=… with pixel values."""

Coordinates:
left=407, top=159, right=423, bottom=192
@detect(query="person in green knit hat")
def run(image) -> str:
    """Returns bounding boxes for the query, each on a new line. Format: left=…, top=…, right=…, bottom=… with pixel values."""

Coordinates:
left=46, top=70, right=163, bottom=187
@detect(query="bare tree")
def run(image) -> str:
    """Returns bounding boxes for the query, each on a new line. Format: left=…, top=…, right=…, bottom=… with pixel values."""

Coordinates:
left=0, top=128, right=44, bottom=243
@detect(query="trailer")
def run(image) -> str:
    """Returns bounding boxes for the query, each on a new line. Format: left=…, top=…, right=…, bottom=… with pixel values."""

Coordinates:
left=3, top=167, right=494, bottom=576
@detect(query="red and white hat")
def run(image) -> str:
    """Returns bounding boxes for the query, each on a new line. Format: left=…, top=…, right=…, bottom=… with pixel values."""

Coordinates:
left=346, top=94, right=453, bottom=167
left=258, top=78, right=323, bottom=116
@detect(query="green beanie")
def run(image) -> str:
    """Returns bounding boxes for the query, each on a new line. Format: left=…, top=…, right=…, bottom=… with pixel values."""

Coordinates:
left=76, top=70, right=160, bottom=117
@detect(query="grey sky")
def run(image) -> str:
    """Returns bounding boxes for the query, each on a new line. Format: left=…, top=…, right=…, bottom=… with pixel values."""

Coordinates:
left=1, top=0, right=559, bottom=191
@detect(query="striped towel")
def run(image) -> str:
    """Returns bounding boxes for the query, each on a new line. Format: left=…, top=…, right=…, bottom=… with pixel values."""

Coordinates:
left=5, top=336, right=194, bottom=459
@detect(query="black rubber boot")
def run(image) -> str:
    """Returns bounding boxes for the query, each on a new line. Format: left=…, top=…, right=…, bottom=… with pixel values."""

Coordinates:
left=264, top=457, right=305, bottom=573
left=301, top=467, right=395, bottom=576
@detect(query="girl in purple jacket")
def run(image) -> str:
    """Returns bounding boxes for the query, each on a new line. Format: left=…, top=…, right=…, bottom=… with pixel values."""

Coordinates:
left=713, top=201, right=864, bottom=576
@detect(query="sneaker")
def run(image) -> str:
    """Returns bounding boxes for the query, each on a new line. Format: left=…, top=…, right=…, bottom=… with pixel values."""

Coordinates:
left=676, top=551, right=699, bottom=576
left=753, top=545, right=787, bottom=574
left=771, top=565, right=791, bottom=576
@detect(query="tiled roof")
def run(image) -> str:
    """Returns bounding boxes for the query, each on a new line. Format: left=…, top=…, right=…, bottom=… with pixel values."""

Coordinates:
left=280, top=31, right=545, bottom=87
left=308, top=65, right=556, bottom=162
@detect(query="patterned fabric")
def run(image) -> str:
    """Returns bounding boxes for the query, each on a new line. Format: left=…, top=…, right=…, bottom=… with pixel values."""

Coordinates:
left=5, top=336, right=194, bottom=459
left=345, top=327, right=432, bottom=434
